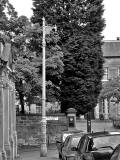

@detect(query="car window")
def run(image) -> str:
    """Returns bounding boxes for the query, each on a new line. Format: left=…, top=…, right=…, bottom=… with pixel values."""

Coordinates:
left=71, top=137, right=81, bottom=148
left=93, top=135, right=120, bottom=149
left=77, top=136, right=86, bottom=153
left=88, top=138, right=94, bottom=151
left=64, top=136, right=71, bottom=147
left=63, top=133, right=72, bottom=142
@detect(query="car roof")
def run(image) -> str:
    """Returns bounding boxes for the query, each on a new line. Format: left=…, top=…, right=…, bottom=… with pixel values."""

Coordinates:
left=62, top=130, right=84, bottom=141
left=85, top=131, right=120, bottom=138
left=66, top=133, right=84, bottom=138
left=62, top=130, right=83, bottom=134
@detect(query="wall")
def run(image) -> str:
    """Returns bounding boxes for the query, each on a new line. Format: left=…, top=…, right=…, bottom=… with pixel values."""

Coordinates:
left=97, top=57, right=120, bottom=119
left=104, top=57, right=120, bottom=80
left=16, top=114, right=68, bottom=148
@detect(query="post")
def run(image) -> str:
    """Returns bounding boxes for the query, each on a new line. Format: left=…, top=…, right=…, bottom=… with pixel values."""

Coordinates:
left=0, top=76, right=7, bottom=160
left=40, top=17, right=47, bottom=157
left=12, top=84, right=18, bottom=158
left=9, top=81, right=14, bottom=160
left=87, top=112, right=91, bottom=133
left=4, top=79, right=11, bottom=160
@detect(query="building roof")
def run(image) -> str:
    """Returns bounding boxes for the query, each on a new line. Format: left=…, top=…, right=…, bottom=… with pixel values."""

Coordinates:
left=66, top=108, right=77, bottom=113
left=102, top=40, right=120, bottom=57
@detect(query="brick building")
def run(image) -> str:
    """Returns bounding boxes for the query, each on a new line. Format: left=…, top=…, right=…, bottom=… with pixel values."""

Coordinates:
left=94, top=40, right=120, bottom=119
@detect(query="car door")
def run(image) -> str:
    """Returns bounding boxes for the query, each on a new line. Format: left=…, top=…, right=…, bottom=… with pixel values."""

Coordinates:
left=91, top=149, right=112, bottom=160
left=78, top=137, right=112, bottom=160
left=88, top=138, right=112, bottom=160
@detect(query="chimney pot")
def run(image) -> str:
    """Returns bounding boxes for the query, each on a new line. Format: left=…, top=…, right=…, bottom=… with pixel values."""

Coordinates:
left=117, top=37, right=120, bottom=40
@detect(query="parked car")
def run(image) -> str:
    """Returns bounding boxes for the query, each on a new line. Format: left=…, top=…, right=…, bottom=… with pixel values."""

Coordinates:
left=55, top=130, right=84, bottom=159
left=110, top=144, right=120, bottom=160
left=67, top=131, right=120, bottom=160
left=61, top=133, right=84, bottom=160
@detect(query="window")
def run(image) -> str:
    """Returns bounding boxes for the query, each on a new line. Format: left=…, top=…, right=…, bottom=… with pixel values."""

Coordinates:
left=63, top=133, right=72, bottom=142
left=88, top=138, right=94, bottom=151
left=36, top=106, right=41, bottom=113
left=93, top=135, right=120, bottom=149
left=71, top=137, right=81, bottom=148
left=63, top=136, right=71, bottom=147
left=102, top=67, right=108, bottom=81
left=77, top=136, right=86, bottom=153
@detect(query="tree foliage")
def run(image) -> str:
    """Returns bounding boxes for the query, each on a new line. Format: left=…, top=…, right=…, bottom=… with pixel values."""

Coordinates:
left=99, top=77, right=120, bottom=103
left=30, top=16, right=64, bottom=102
left=0, top=1, right=64, bottom=113
left=0, top=3, right=35, bottom=113
left=12, top=18, right=64, bottom=113
left=31, top=0, right=105, bottom=114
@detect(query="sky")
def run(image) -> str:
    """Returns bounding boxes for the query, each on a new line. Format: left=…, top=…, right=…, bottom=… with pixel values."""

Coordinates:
left=9, top=0, right=120, bottom=40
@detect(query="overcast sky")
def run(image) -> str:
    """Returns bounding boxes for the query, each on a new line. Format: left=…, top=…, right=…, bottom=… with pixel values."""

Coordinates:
left=9, top=0, right=120, bottom=40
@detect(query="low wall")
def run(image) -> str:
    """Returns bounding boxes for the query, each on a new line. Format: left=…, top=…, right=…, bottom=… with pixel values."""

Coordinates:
left=16, top=114, right=68, bottom=147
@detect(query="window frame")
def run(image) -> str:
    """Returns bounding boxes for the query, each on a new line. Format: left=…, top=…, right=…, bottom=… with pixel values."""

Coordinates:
left=102, top=67, right=108, bottom=81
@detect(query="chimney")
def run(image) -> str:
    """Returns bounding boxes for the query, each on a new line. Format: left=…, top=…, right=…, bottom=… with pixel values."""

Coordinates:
left=117, top=37, right=120, bottom=40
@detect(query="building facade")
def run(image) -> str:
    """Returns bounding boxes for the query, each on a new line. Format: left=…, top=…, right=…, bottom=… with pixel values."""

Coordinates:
left=94, top=40, right=120, bottom=119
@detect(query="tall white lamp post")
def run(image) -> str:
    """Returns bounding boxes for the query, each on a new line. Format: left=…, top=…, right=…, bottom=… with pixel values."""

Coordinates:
left=40, top=17, right=57, bottom=157
left=40, top=17, right=47, bottom=157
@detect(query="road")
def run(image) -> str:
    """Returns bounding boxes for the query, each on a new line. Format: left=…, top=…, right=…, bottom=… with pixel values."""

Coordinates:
left=21, top=120, right=120, bottom=160
left=76, top=120, right=120, bottom=132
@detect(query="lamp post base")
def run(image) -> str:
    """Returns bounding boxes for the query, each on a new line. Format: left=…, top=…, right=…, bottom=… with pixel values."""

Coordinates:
left=4, top=143, right=11, bottom=160
left=2, top=150, right=7, bottom=160
left=40, top=144, right=47, bottom=157
left=40, top=118, right=47, bottom=157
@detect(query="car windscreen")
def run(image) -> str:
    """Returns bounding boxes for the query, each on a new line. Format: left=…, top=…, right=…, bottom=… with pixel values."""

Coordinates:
left=93, top=135, right=120, bottom=149
left=63, top=133, right=72, bottom=142
left=71, top=137, right=81, bottom=147
left=64, top=136, right=71, bottom=147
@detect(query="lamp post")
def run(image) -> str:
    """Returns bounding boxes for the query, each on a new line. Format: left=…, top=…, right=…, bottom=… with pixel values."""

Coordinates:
left=40, top=17, right=47, bottom=157
left=40, top=17, right=57, bottom=157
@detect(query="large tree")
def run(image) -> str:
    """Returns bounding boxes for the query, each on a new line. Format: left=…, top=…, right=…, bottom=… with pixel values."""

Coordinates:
left=31, top=0, right=105, bottom=114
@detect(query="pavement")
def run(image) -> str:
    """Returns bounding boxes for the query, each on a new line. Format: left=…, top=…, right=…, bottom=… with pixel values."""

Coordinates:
left=19, top=144, right=59, bottom=160
left=18, top=120, right=118, bottom=160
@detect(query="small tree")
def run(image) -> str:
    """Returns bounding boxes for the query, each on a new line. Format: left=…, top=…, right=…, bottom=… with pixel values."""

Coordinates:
left=99, top=77, right=120, bottom=103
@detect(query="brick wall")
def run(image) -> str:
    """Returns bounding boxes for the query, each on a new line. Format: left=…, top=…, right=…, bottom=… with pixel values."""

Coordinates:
left=16, top=114, right=68, bottom=147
